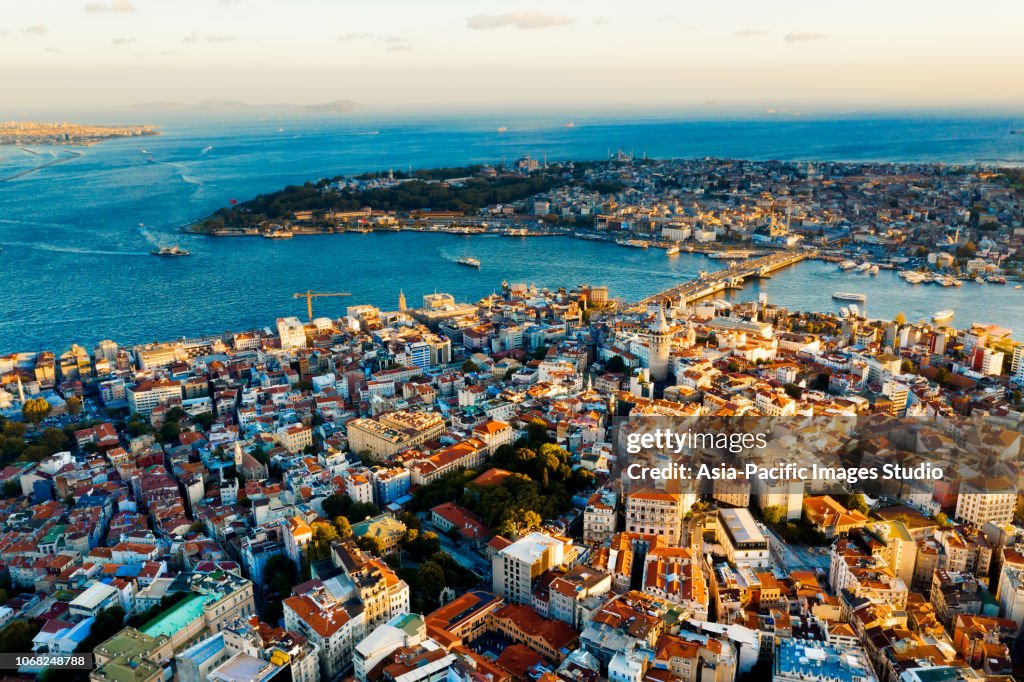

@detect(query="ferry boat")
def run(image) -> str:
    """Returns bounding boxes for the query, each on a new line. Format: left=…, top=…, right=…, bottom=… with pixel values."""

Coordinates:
left=665, top=245, right=680, bottom=255
left=838, top=260, right=858, bottom=270
left=932, top=309, right=954, bottom=324
left=496, top=126, right=508, bottom=133
left=901, top=271, right=926, bottom=284
left=855, top=262, right=872, bottom=272
left=615, top=238, right=649, bottom=249
left=150, top=246, right=190, bottom=257
left=263, top=230, right=294, bottom=239
left=986, top=275, right=1007, bottom=284
left=832, top=292, right=867, bottom=303
left=869, top=265, right=879, bottom=275
left=975, top=276, right=986, bottom=284
left=456, top=256, right=481, bottom=268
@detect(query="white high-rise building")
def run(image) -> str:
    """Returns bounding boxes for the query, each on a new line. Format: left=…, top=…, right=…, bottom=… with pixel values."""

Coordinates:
left=276, top=316, right=307, bottom=349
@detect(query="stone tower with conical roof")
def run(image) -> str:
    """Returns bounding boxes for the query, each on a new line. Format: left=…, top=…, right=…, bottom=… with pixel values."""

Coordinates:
left=648, top=307, right=671, bottom=381
left=397, top=290, right=406, bottom=311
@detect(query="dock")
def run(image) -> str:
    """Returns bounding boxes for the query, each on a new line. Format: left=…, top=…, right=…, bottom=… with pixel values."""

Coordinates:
left=639, top=250, right=811, bottom=306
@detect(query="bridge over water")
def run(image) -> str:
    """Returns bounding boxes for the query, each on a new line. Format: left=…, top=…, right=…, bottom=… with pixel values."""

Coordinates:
left=638, top=250, right=812, bottom=307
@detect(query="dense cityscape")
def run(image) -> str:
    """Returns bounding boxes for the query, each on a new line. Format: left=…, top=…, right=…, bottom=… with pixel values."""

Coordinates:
left=0, top=158, right=1023, bottom=682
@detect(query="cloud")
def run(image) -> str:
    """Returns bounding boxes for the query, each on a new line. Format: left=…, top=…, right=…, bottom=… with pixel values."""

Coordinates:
left=592, top=17, right=608, bottom=26
left=339, top=32, right=411, bottom=50
left=24, top=25, right=48, bottom=35
left=784, top=31, right=827, bottom=42
left=466, top=11, right=573, bottom=30
left=45, top=47, right=62, bottom=53
left=338, top=32, right=405, bottom=43
left=735, top=29, right=768, bottom=38
left=84, top=0, right=135, bottom=13
left=111, top=37, right=135, bottom=45
left=183, top=32, right=236, bottom=43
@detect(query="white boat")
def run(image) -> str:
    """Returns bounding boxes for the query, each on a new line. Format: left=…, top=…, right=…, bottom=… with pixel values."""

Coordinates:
left=263, top=230, right=293, bottom=239
left=838, top=260, right=857, bottom=270
left=456, top=256, right=481, bottom=268
left=975, top=276, right=986, bottom=284
left=840, top=306, right=851, bottom=317
left=855, top=262, right=872, bottom=272
left=932, top=309, right=954, bottom=324
left=869, top=265, right=879, bottom=275
left=849, top=304, right=861, bottom=317
left=833, top=292, right=867, bottom=302
left=496, top=126, right=508, bottom=133
left=665, top=245, right=679, bottom=255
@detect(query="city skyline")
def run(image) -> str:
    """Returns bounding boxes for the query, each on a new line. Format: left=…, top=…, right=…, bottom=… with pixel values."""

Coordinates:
left=3, top=0, right=1024, bottom=112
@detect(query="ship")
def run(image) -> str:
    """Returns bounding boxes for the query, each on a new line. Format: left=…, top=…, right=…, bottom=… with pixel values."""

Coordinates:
left=496, top=126, right=508, bottom=133
left=665, top=245, right=680, bottom=255
left=456, top=256, right=481, bottom=268
left=932, top=309, right=954, bottom=324
left=615, top=238, right=649, bottom=248
left=855, top=262, right=872, bottom=272
left=832, top=292, right=867, bottom=302
left=150, top=246, right=190, bottom=257
left=869, top=265, right=879, bottom=275
left=263, top=230, right=294, bottom=239
left=838, top=260, right=858, bottom=270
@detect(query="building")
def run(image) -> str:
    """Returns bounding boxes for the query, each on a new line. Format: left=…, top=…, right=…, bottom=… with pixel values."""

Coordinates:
left=583, top=490, right=618, bottom=544
left=492, top=532, right=571, bottom=605
left=284, top=586, right=365, bottom=680
left=91, top=627, right=173, bottom=682
left=955, top=476, right=1016, bottom=527
left=127, top=380, right=182, bottom=416
left=139, top=571, right=256, bottom=652
left=278, top=424, right=313, bottom=454
left=996, top=565, right=1024, bottom=628
left=277, top=317, right=307, bottom=350
left=647, top=308, right=672, bottom=382
left=346, top=411, right=446, bottom=461
left=716, top=509, right=770, bottom=566
left=773, top=638, right=876, bottom=682
left=354, top=613, right=427, bottom=682
left=625, top=489, right=687, bottom=546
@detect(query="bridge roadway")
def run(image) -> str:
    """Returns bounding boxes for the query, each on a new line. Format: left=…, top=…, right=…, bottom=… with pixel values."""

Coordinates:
left=638, top=249, right=812, bottom=306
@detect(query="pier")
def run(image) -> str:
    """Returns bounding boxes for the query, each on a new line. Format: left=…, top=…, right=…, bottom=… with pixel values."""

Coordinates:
left=639, top=250, right=811, bottom=306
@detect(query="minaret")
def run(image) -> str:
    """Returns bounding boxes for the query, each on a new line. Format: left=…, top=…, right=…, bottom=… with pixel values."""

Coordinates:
left=16, top=375, right=25, bottom=405
left=648, top=307, right=671, bottom=382
left=397, top=290, right=406, bottom=312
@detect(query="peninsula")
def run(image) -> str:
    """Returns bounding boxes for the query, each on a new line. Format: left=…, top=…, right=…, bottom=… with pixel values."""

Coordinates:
left=0, top=120, right=158, bottom=146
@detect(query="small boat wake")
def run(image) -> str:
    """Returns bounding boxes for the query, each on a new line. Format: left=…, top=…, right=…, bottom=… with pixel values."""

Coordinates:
left=200, top=145, right=214, bottom=155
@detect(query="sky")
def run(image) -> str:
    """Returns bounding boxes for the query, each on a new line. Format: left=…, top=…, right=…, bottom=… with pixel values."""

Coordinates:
left=3, top=0, right=1024, bottom=113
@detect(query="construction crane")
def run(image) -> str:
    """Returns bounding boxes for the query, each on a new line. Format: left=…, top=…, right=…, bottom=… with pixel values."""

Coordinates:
left=293, top=291, right=351, bottom=322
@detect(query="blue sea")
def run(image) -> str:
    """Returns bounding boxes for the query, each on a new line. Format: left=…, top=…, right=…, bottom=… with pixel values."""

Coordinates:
left=1, top=112, right=1023, bottom=353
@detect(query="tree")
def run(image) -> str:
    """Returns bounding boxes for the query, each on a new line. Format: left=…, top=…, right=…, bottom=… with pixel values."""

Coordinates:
left=356, top=535, right=384, bottom=557
left=416, top=561, right=447, bottom=606
left=22, top=397, right=51, bottom=425
left=783, top=383, right=803, bottom=400
left=461, top=359, right=477, bottom=373
left=333, top=516, right=353, bottom=539
left=762, top=505, right=785, bottom=525
left=404, top=530, right=441, bottom=561
left=934, top=512, right=951, bottom=527
left=309, top=522, right=339, bottom=560
left=0, top=619, right=40, bottom=653
left=158, top=420, right=181, bottom=444
left=846, top=494, right=870, bottom=515
left=934, top=367, right=951, bottom=386
left=65, top=396, right=83, bottom=417
left=605, top=355, right=626, bottom=373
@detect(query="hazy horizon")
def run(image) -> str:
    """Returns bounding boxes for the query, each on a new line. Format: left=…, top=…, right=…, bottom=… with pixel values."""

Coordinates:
left=3, top=0, right=1024, bottom=113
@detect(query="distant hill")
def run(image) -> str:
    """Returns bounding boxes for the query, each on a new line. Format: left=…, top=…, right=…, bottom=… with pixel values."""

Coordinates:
left=128, top=99, right=361, bottom=113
